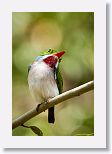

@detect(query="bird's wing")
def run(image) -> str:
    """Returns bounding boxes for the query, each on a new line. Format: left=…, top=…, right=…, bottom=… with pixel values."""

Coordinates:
left=28, top=64, right=32, bottom=73
left=55, top=65, right=63, bottom=94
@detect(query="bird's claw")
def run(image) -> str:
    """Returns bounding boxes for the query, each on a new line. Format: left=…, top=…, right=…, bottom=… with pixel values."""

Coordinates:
left=36, top=98, right=51, bottom=113
left=36, top=104, right=41, bottom=112
left=46, top=98, right=51, bottom=103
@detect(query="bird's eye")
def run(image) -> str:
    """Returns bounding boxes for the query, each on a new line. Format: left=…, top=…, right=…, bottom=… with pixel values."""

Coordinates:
left=48, top=48, right=51, bottom=52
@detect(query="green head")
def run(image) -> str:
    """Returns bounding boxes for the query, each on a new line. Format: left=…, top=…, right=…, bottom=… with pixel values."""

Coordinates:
left=40, top=48, right=58, bottom=55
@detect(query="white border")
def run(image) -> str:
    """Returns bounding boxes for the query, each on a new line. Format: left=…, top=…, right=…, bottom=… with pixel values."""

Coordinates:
left=0, top=0, right=106, bottom=148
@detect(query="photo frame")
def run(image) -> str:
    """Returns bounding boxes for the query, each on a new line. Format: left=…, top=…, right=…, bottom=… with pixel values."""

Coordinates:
left=0, top=0, right=106, bottom=148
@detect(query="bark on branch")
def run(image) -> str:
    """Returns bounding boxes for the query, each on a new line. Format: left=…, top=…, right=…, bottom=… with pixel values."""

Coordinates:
left=12, top=80, right=94, bottom=130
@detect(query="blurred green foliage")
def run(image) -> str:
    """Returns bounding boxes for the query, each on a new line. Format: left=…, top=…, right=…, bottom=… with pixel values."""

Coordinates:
left=12, top=12, right=94, bottom=136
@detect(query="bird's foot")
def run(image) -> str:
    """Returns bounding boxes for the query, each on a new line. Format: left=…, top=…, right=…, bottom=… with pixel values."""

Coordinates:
left=44, top=98, right=50, bottom=105
left=46, top=98, right=51, bottom=103
left=43, top=98, right=52, bottom=112
left=36, top=104, right=41, bottom=112
left=36, top=98, right=52, bottom=113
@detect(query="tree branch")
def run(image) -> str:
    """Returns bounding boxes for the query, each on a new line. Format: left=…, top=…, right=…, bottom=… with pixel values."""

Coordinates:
left=12, top=80, right=94, bottom=130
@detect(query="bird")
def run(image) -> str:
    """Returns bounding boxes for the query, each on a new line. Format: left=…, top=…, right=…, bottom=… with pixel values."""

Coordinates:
left=28, top=49, right=65, bottom=123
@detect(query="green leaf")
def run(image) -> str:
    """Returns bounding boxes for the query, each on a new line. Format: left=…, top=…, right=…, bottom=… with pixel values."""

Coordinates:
left=30, top=126, right=43, bottom=136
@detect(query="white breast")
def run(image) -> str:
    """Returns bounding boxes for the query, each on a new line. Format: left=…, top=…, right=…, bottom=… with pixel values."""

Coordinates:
left=28, top=61, right=59, bottom=104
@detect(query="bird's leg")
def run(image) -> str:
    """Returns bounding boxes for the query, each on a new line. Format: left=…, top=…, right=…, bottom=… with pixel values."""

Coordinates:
left=43, top=98, right=51, bottom=105
left=44, top=100, right=49, bottom=112
left=36, top=99, right=48, bottom=112
left=46, top=98, right=52, bottom=103
left=36, top=98, right=52, bottom=112
left=43, top=98, right=52, bottom=112
left=36, top=103, right=41, bottom=112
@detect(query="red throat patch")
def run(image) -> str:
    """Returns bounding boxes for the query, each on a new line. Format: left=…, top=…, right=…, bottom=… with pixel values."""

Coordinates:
left=43, top=56, right=57, bottom=68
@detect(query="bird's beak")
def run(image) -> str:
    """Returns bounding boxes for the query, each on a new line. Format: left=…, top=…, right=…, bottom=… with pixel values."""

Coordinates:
left=54, top=51, right=65, bottom=59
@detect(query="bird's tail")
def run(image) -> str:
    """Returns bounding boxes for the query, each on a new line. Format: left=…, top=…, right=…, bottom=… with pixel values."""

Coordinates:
left=48, top=107, right=55, bottom=123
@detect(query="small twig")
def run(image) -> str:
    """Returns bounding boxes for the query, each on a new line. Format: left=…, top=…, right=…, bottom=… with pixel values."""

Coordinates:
left=21, top=124, right=30, bottom=128
left=12, top=81, right=94, bottom=130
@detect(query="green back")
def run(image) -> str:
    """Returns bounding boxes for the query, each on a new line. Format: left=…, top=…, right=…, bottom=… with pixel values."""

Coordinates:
left=40, top=48, right=63, bottom=94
